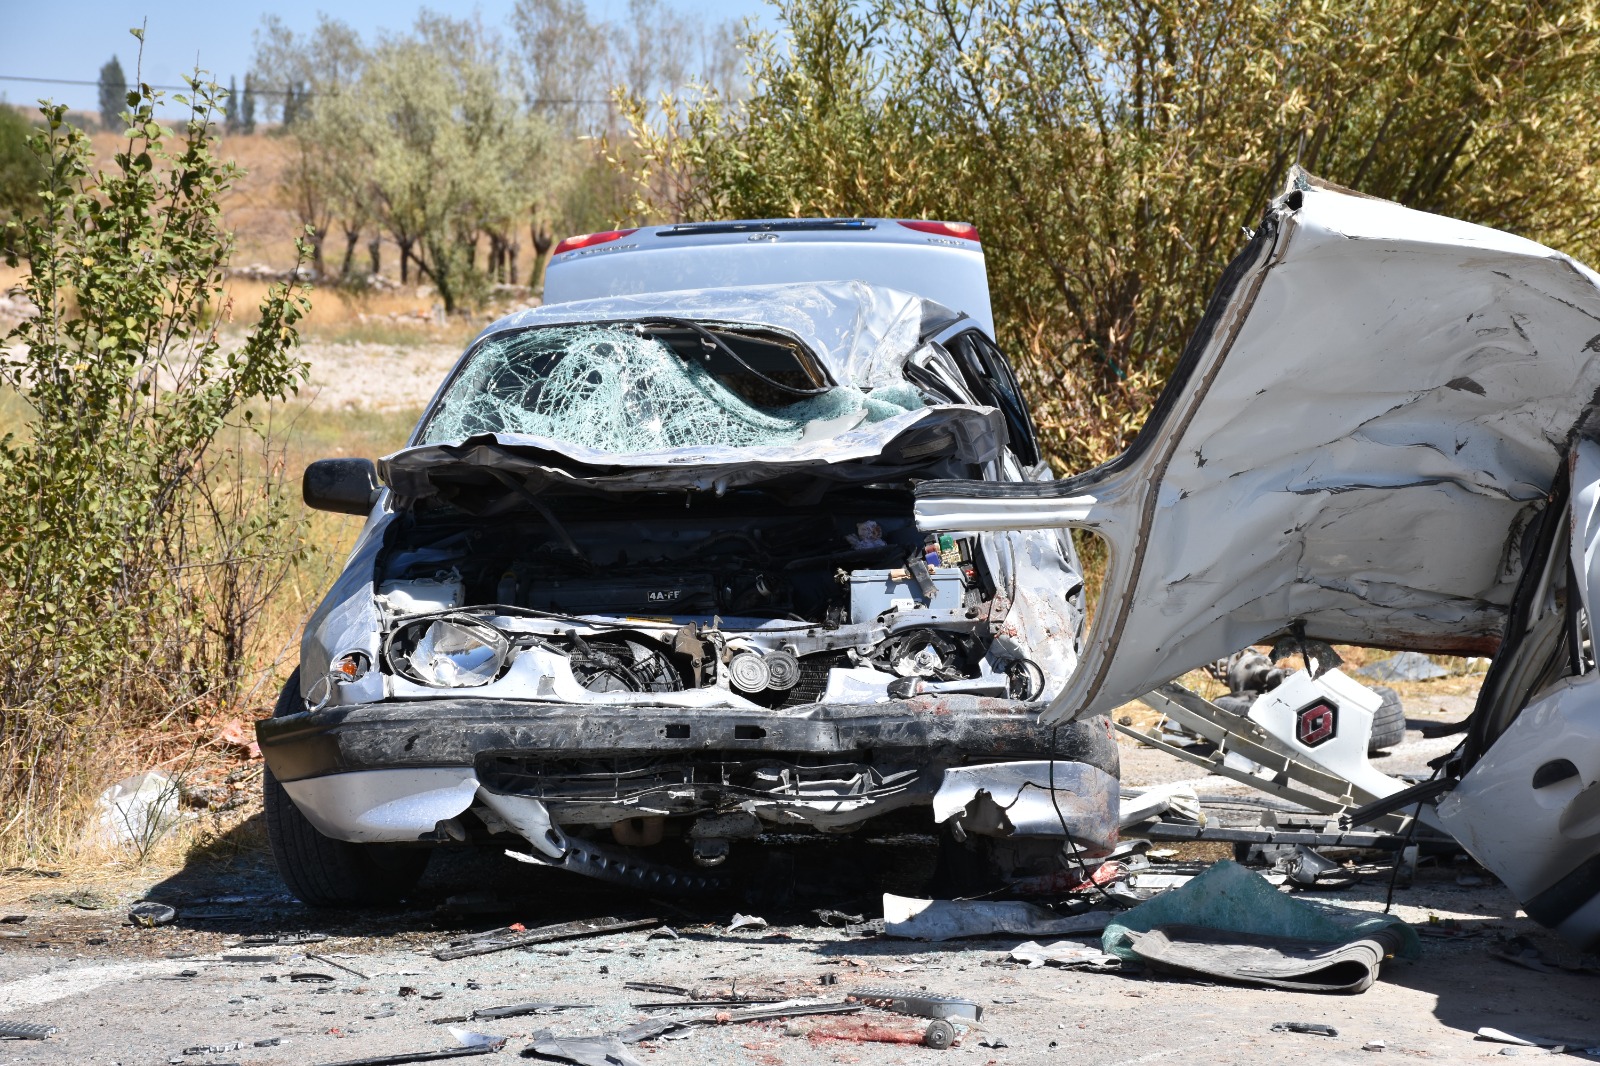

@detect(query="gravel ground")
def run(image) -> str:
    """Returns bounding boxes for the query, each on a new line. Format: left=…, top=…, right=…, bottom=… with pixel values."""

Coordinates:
left=298, top=341, right=465, bottom=413
left=4, top=691, right=1595, bottom=1066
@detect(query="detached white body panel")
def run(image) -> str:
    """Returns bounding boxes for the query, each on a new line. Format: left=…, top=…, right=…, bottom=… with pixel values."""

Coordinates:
left=915, top=171, right=1600, bottom=947
left=917, top=175, right=1600, bottom=723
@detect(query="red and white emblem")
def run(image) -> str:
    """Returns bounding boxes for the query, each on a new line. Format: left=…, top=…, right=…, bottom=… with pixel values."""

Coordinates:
left=1295, top=698, right=1338, bottom=747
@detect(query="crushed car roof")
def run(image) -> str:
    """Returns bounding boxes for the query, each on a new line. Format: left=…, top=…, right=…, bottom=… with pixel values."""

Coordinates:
left=383, top=280, right=999, bottom=497
left=464, top=280, right=963, bottom=389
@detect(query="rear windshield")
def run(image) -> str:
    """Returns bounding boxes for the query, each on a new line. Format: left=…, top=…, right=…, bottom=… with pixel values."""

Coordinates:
left=417, top=323, right=924, bottom=453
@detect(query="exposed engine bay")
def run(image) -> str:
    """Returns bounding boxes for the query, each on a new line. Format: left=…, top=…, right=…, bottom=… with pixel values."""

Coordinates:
left=366, top=488, right=1060, bottom=710
left=264, top=281, right=1115, bottom=907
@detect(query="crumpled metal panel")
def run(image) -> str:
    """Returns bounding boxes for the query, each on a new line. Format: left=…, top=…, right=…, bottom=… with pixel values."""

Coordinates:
left=916, top=172, right=1600, bottom=722
left=1436, top=671, right=1600, bottom=949
left=381, top=405, right=1006, bottom=498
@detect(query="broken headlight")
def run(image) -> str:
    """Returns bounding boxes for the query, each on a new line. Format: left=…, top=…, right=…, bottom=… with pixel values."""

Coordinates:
left=387, top=616, right=510, bottom=688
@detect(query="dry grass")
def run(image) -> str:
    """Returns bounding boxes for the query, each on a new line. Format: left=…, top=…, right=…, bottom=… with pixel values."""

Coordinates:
left=0, top=393, right=415, bottom=876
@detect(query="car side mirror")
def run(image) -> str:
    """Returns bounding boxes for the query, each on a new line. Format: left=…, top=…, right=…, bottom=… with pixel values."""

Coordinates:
left=303, top=458, right=381, bottom=515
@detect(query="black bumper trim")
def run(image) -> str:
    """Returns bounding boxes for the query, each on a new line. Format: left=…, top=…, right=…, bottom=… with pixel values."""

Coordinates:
left=255, top=697, right=1116, bottom=784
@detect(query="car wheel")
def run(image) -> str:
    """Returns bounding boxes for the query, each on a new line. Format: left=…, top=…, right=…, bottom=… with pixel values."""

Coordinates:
left=262, top=670, right=431, bottom=907
left=1367, top=685, right=1407, bottom=753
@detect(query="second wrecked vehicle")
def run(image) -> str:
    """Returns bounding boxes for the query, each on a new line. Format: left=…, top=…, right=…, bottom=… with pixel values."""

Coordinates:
left=259, top=221, right=1117, bottom=904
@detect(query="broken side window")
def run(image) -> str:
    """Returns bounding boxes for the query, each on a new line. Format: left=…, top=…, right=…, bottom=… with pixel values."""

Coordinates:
left=417, top=323, right=927, bottom=453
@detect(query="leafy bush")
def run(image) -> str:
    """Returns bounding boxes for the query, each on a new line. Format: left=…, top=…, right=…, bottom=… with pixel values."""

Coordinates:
left=0, top=106, right=43, bottom=223
left=625, top=0, right=1600, bottom=471
left=0, top=68, right=310, bottom=856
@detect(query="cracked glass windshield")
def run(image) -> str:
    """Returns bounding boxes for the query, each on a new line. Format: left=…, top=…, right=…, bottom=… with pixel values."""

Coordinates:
left=418, top=323, right=926, bottom=452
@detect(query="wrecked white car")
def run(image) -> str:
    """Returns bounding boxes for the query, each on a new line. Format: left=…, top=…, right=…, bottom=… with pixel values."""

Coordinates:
left=916, top=171, right=1600, bottom=949
left=258, top=222, right=1117, bottom=905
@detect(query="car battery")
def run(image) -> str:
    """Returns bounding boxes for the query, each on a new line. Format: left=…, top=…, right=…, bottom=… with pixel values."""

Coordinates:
left=848, top=567, right=969, bottom=624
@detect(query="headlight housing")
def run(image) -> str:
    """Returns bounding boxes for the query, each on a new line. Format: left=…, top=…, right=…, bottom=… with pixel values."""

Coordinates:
left=388, top=616, right=509, bottom=688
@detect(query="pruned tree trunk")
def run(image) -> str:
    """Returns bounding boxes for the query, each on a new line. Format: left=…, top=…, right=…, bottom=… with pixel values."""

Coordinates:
left=529, top=220, right=554, bottom=295
left=339, top=224, right=361, bottom=279
left=367, top=237, right=381, bottom=278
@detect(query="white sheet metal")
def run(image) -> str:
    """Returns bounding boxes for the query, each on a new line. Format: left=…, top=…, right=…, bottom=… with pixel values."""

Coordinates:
left=543, top=222, right=995, bottom=337
left=281, top=768, right=479, bottom=842
left=917, top=172, right=1600, bottom=723
left=464, top=281, right=935, bottom=390
left=1436, top=672, right=1600, bottom=948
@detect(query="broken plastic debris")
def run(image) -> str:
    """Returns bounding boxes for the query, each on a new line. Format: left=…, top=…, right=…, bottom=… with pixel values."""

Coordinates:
left=1477, top=1027, right=1600, bottom=1053
left=1118, top=783, right=1203, bottom=829
left=0, top=1020, right=57, bottom=1040
left=129, top=901, right=177, bottom=927
left=1271, top=1022, right=1339, bottom=1037
left=883, top=893, right=1112, bottom=941
left=96, top=770, right=183, bottom=847
left=527, top=1028, right=647, bottom=1066
left=728, top=913, right=768, bottom=931
left=1009, top=940, right=1119, bottom=970
left=446, top=1028, right=506, bottom=1049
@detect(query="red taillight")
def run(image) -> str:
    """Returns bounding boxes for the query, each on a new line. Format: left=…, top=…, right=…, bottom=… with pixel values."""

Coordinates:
left=552, top=228, right=638, bottom=256
left=896, top=219, right=980, bottom=242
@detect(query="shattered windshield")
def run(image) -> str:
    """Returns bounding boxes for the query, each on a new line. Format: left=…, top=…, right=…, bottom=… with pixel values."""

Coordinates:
left=418, top=323, right=927, bottom=452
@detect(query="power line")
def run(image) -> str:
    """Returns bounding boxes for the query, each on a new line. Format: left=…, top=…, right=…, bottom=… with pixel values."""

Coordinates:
left=0, top=73, right=612, bottom=106
left=1, top=73, right=296, bottom=97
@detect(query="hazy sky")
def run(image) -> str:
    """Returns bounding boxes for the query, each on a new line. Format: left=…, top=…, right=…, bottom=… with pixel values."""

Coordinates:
left=0, top=0, right=773, bottom=114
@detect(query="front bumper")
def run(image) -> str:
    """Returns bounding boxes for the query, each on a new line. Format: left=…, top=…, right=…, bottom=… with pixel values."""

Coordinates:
left=256, top=696, right=1119, bottom=848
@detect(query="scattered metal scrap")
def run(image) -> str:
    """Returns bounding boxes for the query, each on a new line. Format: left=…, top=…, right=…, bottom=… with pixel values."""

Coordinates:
left=468, top=1002, right=593, bottom=1020
left=527, top=1030, right=646, bottom=1066
left=0, top=1021, right=56, bottom=1040
left=433, top=916, right=659, bottom=960
left=240, top=931, right=329, bottom=946
left=845, top=986, right=982, bottom=1023
left=618, top=1000, right=861, bottom=1043
left=306, top=952, right=371, bottom=980
left=1270, top=1022, right=1339, bottom=1037
left=316, top=1044, right=503, bottom=1066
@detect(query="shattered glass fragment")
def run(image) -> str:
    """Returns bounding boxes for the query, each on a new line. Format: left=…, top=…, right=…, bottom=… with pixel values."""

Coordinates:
left=419, top=325, right=924, bottom=453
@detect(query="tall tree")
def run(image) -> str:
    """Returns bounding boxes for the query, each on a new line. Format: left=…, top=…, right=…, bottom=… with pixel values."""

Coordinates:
left=96, top=56, right=127, bottom=131
left=628, top=0, right=1600, bottom=471
left=224, top=75, right=239, bottom=132
left=241, top=76, right=256, bottom=133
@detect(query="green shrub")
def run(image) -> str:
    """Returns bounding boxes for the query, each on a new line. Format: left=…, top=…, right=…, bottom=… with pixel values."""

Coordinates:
left=0, top=65, right=310, bottom=857
left=625, top=0, right=1600, bottom=471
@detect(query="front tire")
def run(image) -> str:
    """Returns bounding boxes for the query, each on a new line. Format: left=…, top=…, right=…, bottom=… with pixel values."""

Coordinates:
left=262, top=670, right=431, bottom=907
